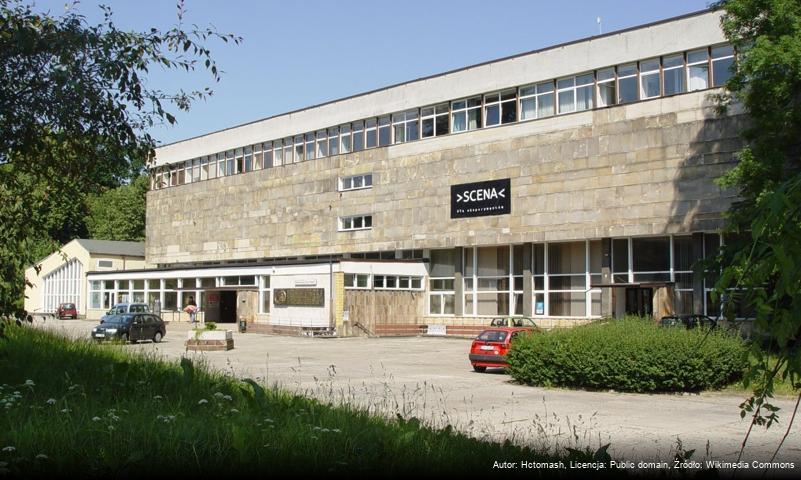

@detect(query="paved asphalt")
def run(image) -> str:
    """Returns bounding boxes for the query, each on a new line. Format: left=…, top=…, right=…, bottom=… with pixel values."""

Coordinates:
left=31, top=318, right=800, bottom=470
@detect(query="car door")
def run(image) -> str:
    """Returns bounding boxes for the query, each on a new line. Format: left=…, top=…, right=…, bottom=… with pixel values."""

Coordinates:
left=144, top=315, right=157, bottom=339
left=131, top=315, right=145, bottom=341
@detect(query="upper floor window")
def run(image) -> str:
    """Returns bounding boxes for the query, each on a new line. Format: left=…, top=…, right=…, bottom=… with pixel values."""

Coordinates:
left=365, top=118, right=378, bottom=149
left=451, top=96, right=482, bottom=132
left=392, top=110, right=419, bottom=144
left=484, top=90, right=516, bottom=126
left=339, top=173, right=373, bottom=191
left=711, top=44, right=734, bottom=87
left=687, top=49, right=709, bottom=91
left=315, top=130, right=327, bottom=158
left=339, top=214, right=372, bottom=232
left=294, top=135, right=305, bottom=162
left=663, top=54, right=686, bottom=96
left=328, top=127, right=340, bottom=156
left=557, top=73, right=594, bottom=114
left=617, top=63, right=638, bottom=104
left=340, top=124, right=352, bottom=154
left=305, top=132, right=316, bottom=160
left=639, top=59, right=661, bottom=99
left=378, top=116, right=391, bottom=146
left=352, top=121, right=365, bottom=151
left=421, top=104, right=449, bottom=138
left=596, top=68, right=616, bottom=107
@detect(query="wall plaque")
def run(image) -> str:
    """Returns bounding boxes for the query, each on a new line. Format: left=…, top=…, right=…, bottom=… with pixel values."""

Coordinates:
left=273, top=288, right=325, bottom=307
left=451, top=178, right=511, bottom=218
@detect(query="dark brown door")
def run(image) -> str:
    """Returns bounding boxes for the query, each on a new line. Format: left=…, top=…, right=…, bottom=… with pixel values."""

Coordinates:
left=219, top=291, right=237, bottom=323
left=625, top=288, right=653, bottom=317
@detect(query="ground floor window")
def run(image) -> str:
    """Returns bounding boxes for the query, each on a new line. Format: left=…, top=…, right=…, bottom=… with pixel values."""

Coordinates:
left=259, top=275, right=271, bottom=314
left=429, top=278, right=454, bottom=315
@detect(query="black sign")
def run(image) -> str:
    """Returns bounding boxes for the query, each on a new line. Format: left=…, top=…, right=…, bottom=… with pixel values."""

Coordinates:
left=451, top=178, right=511, bottom=218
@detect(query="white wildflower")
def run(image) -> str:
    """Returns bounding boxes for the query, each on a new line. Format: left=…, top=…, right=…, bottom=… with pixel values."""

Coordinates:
left=198, top=399, right=208, bottom=405
left=213, top=392, right=224, bottom=399
left=92, top=416, right=102, bottom=422
left=46, top=398, right=56, bottom=405
left=60, top=408, right=70, bottom=414
left=229, top=408, right=239, bottom=414
left=223, top=395, right=232, bottom=402
left=35, top=454, right=48, bottom=460
left=24, top=380, right=34, bottom=387
left=1, top=447, right=15, bottom=453
left=332, top=429, right=342, bottom=433
left=152, top=395, right=163, bottom=400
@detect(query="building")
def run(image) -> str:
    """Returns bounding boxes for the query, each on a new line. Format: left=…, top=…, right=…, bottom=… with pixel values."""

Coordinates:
left=86, top=9, right=742, bottom=335
left=24, top=239, right=145, bottom=318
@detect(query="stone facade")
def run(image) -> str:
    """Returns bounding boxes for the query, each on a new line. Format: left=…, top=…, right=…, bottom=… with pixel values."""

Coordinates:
left=147, top=91, right=742, bottom=266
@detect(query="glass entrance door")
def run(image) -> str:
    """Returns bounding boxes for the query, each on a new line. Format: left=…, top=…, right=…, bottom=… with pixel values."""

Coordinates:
left=625, top=287, right=653, bottom=317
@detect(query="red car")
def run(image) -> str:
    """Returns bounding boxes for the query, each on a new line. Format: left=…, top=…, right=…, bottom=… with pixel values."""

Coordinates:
left=469, top=327, right=537, bottom=372
left=56, top=302, right=78, bottom=319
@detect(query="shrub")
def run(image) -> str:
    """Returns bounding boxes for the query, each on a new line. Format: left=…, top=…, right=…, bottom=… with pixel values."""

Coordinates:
left=507, top=317, right=748, bottom=393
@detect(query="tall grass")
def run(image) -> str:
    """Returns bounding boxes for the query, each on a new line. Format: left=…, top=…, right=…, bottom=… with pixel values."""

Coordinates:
left=0, top=323, right=566, bottom=476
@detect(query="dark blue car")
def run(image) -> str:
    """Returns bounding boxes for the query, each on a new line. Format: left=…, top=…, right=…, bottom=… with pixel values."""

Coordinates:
left=92, top=313, right=166, bottom=343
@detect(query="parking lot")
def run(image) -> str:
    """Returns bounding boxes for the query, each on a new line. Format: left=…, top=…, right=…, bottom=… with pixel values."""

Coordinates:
left=34, top=318, right=800, bottom=465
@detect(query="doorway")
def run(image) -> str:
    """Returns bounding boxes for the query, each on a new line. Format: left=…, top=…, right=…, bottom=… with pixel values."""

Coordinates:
left=625, top=287, right=653, bottom=317
left=219, top=291, right=237, bottom=323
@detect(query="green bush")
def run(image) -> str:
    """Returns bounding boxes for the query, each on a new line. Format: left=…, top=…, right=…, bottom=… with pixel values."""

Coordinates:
left=507, top=317, right=748, bottom=393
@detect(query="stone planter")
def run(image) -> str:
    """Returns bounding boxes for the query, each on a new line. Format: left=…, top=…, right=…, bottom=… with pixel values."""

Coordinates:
left=185, top=329, right=234, bottom=351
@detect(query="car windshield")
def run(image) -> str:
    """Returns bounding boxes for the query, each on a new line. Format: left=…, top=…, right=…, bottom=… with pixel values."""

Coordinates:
left=61, top=303, right=75, bottom=309
left=477, top=331, right=508, bottom=342
left=103, top=315, right=132, bottom=325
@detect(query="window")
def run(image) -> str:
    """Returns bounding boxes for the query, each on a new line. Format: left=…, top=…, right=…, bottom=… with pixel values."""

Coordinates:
left=557, top=73, right=594, bottom=114
left=547, top=242, right=587, bottom=317
left=484, top=90, right=516, bottom=127
left=344, top=274, right=370, bottom=289
left=339, top=214, right=372, bottom=231
left=97, top=260, right=113, bottom=268
left=339, top=173, right=373, bottom=191
left=283, top=137, right=294, bottom=164
left=464, top=246, right=513, bottom=316
left=328, top=127, right=340, bottom=156
left=639, top=58, right=661, bottom=99
left=429, top=278, right=455, bottom=315
left=711, top=44, right=734, bottom=87
left=260, top=275, right=271, bottom=314
left=632, top=236, right=671, bottom=282
left=253, top=144, right=262, bottom=170
left=687, top=48, right=709, bottom=91
left=451, top=96, right=482, bottom=132
left=234, top=148, right=243, bottom=174
left=663, top=54, right=685, bottom=96
left=378, top=116, right=391, bottom=146
left=89, top=280, right=101, bottom=309
left=243, top=146, right=253, bottom=172
left=263, top=142, right=274, bottom=168
left=373, top=275, right=423, bottom=290
left=596, top=68, right=616, bottom=107
left=226, top=149, right=235, bottom=176
left=532, top=244, right=545, bottom=315
left=352, top=121, right=364, bottom=151
left=617, top=63, right=638, bottom=103
left=392, top=110, right=419, bottom=144
left=673, top=235, right=695, bottom=315
left=305, top=132, right=315, bottom=160
left=421, top=103, right=449, bottom=138
left=315, top=130, right=328, bottom=159
left=365, top=118, right=378, bottom=149
left=294, top=135, right=305, bottom=162
left=612, top=238, right=630, bottom=283
left=222, top=276, right=257, bottom=286
left=339, top=124, right=351, bottom=154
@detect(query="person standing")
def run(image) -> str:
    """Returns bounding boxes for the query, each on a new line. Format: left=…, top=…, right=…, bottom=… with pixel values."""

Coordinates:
left=185, top=296, right=198, bottom=324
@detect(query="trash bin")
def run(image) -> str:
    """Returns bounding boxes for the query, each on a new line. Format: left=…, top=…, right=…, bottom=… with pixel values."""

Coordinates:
left=239, top=317, right=247, bottom=333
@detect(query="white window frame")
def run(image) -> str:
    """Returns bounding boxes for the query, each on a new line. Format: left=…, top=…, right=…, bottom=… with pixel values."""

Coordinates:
left=339, top=173, right=373, bottom=192
left=639, top=58, right=661, bottom=99
left=451, top=96, right=482, bottom=132
left=339, top=214, right=372, bottom=232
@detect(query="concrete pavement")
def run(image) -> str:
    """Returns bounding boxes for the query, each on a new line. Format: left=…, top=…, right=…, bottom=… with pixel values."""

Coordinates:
left=32, top=318, right=800, bottom=469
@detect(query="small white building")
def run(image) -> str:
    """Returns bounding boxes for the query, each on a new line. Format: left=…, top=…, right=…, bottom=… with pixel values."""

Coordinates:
left=24, top=239, right=145, bottom=318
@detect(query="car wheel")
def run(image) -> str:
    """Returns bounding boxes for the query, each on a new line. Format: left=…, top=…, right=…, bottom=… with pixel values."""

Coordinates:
left=153, top=331, right=163, bottom=343
left=473, top=366, right=487, bottom=373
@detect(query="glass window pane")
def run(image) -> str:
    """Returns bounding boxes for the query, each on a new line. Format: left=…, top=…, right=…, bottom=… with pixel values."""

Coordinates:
left=689, top=65, right=709, bottom=91
left=712, top=57, right=734, bottom=86
left=619, top=76, right=638, bottom=103
left=548, top=242, right=585, bottom=275
left=548, top=292, right=586, bottom=316
left=664, top=65, right=686, bottom=95
left=632, top=237, right=670, bottom=272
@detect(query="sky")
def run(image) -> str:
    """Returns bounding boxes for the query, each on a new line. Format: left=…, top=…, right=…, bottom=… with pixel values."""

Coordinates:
left=33, top=0, right=713, bottom=145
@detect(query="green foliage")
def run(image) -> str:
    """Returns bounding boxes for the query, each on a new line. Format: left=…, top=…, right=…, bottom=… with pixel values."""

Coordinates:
left=507, top=317, right=748, bottom=393
left=85, top=175, right=148, bottom=241
left=710, top=0, right=801, bottom=422
left=204, top=321, right=217, bottom=331
left=0, top=325, right=562, bottom=476
left=0, top=0, right=240, bottom=318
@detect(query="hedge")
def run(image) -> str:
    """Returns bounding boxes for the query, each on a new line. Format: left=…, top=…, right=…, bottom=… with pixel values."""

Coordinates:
left=506, top=317, right=748, bottom=393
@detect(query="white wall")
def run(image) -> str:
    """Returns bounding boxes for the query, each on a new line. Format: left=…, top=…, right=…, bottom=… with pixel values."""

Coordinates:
left=268, top=273, right=331, bottom=328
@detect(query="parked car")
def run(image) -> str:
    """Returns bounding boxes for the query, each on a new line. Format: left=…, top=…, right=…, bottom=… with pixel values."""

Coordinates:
left=659, top=314, right=717, bottom=329
left=489, top=317, right=539, bottom=328
left=56, top=302, right=78, bottom=319
left=469, top=327, right=538, bottom=372
left=100, top=303, right=150, bottom=323
left=91, top=313, right=166, bottom=343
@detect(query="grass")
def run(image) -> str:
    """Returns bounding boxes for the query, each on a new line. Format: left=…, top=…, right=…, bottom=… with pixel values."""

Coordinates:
left=725, top=354, right=800, bottom=398
left=0, top=322, right=573, bottom=476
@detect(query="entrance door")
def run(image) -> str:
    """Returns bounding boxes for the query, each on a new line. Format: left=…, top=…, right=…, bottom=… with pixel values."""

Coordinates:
left=219, top=291, right=237, bottom=323
left=625, top=288, right=653, bottom=317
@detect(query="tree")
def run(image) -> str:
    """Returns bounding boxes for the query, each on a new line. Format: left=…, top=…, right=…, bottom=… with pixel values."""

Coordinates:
left=711, top=0, right=801, bottom=454
left=0, top=0, right=240, bottom=317
left=85, top=175, right=148, bottom=242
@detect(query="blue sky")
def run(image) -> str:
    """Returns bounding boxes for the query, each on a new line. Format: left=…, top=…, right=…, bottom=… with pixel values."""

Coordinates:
left=34, top=0, right=712, bottom=145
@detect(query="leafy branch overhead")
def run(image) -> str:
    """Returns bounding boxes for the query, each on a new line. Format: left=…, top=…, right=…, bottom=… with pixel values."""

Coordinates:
left=0, top=0, right=240, bottom=317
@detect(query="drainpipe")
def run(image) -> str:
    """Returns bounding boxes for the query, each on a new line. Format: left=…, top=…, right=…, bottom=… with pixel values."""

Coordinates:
left=329, top=258, right=334, bottom=331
